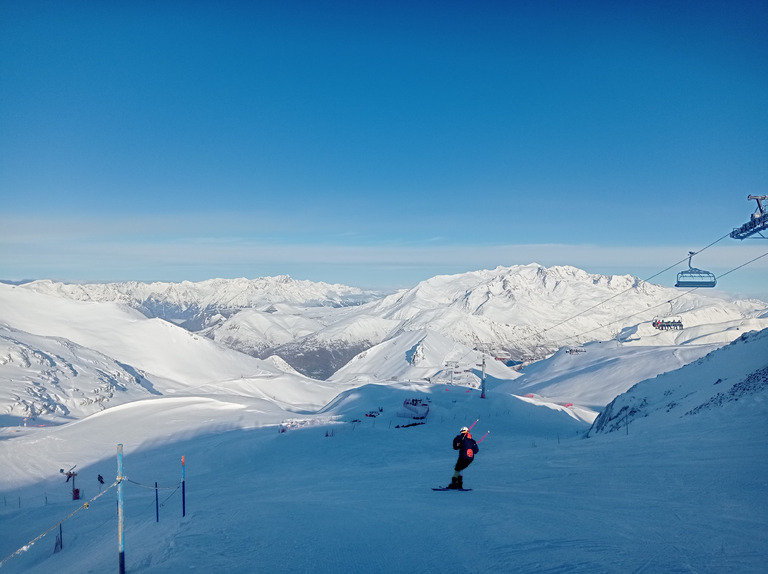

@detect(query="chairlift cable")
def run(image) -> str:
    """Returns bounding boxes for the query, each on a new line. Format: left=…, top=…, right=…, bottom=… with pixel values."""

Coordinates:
left=713, top=250, right=768, bottom=281
left=555, top=250, right=768, bottom=346
left=541, top=232, right=731, bottom=336
left=558, top=290, right=694, bottom=345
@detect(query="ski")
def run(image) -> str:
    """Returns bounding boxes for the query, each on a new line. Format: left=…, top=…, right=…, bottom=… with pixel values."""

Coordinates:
left=432, top=487, right=472, bottom=491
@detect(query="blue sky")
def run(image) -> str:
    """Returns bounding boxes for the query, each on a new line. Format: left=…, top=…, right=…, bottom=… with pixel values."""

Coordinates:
left=1, top=0, right=767, bottom=297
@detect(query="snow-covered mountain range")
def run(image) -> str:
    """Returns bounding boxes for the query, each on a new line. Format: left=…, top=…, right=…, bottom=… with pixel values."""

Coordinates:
left=17, top=275, right=380, bottom=328
left=0, top=282, right=352, bottom=423
left=2, top=263, right=767, bottom=427
left=12, top=264, right=768, bottom=382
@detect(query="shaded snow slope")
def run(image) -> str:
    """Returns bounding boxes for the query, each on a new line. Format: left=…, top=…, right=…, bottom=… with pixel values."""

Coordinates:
left=589, top=327, right=768, bottom=436
left=1, top=335, right=766, bottom=573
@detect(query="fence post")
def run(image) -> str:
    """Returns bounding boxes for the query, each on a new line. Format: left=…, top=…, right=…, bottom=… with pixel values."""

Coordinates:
left=117, top=444, right=125, bottom=574
left=53, top=523, right=63, bottom=553
left=155, top=482, right=159, bottom=523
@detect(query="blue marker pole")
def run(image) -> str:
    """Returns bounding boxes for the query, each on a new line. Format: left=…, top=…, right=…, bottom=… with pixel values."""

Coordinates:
left=181, top=455, right=186, bottom=518
left=117, top=444, right=125, bottom=574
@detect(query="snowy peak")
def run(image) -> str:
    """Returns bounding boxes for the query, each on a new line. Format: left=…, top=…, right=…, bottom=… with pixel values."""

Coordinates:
left=373, top=263, right=656, bottom=326
left=366, top=264, right=767, bottom=360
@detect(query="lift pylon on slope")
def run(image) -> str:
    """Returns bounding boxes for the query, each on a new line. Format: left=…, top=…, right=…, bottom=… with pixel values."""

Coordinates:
left=730, top=195, right=768, bottom=240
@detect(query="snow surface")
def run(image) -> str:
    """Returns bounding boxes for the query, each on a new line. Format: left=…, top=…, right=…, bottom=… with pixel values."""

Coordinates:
left=495, top=339, right=724, bottom=407
left=0, top=285, right=278, bottom=391
left=1, top=276, right=767, bottom=572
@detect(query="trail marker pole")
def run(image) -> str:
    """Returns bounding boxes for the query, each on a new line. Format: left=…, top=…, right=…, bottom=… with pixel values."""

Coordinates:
left=181, top=455, right=186, bottom=518
left=155, top=482, right=159, bottom=523
left=481, top=358, right=486, bottom=399
left=117, top=444, right=125, bottom=574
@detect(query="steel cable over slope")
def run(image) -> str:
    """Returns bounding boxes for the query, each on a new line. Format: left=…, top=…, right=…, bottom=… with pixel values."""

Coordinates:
left=540, top=232, right=732, bottom=338
left=125, top=478, right=181, bottom=490
left=444, top=233, right=753, bottom=368
left=0, top=481, right=119, bottom=569
left=0, top=473, right=186, bottom=569
left=555, top=250, right=768, bottom=347
left=124, top=478, right=183, bottom=515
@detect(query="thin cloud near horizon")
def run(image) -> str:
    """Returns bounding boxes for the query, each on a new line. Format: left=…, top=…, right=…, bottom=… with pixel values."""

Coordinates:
left=2, top=231, right=765, bottom=296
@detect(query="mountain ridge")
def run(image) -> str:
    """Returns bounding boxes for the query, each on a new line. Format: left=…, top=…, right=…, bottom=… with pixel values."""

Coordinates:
left=7, top=264, right=768, bottom=386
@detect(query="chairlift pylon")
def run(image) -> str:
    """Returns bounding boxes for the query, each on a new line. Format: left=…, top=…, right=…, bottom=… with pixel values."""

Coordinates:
left=675, top=251, right=716, bottom=288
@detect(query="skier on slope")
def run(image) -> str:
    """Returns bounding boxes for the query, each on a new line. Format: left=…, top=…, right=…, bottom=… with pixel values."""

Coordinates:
left=447, top=426, right=479, bottom=489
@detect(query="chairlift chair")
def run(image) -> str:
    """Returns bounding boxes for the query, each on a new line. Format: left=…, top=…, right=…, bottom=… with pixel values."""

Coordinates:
left=675, top=251, right=716, bottom=288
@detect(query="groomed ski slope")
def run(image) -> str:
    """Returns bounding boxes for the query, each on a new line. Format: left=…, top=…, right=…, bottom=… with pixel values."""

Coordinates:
left=1, top=350, right=766, bottom=574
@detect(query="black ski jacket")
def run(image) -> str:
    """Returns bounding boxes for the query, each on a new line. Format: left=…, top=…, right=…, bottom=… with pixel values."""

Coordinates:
left=453, top=433, right=479, bottom=460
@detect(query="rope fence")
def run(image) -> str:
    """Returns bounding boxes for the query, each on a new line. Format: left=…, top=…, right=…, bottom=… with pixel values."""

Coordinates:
left=0, top=450, right=187, bottom=572
left=126, top=477, right=182, bottom=490
left=0, top=480, right=118, bottom=569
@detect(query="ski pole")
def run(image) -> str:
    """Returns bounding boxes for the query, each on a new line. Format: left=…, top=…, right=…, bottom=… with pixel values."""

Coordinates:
left=467, top=419, right=479, bottom=432
left=477, top=430, right=490, bottom=443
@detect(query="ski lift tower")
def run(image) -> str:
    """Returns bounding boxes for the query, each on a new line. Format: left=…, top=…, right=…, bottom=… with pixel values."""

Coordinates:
left=481, top=357, right=487, bottom=399
left=731, top=195, right=768, bottom=240
left=60, top=465, right=79, bottom=500
left=444, top=361, right=459, bottom=385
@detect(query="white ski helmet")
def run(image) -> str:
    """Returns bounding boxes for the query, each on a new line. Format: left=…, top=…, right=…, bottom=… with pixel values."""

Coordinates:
left=460, top=426, right=469, bottom=433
